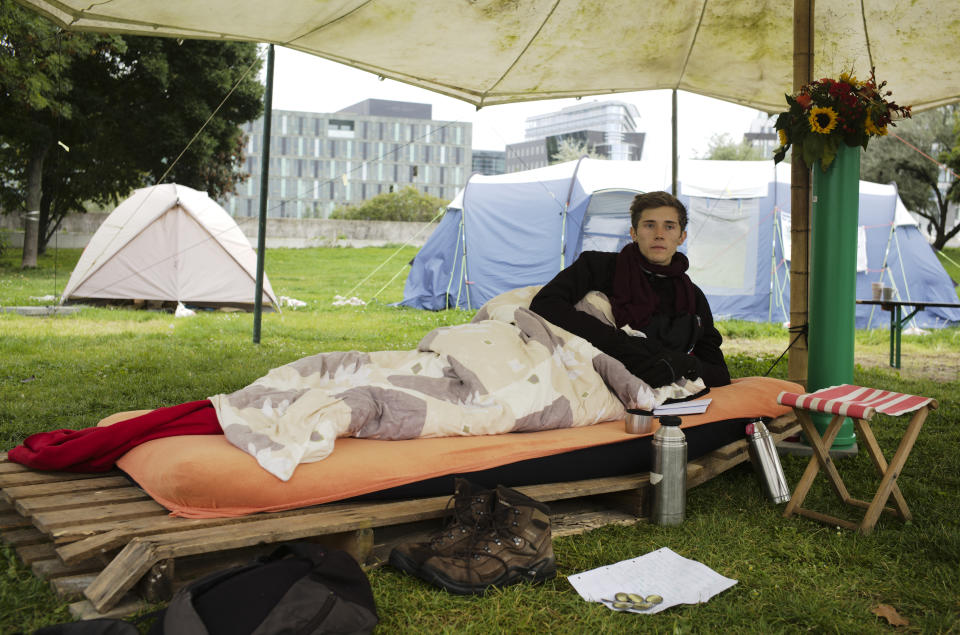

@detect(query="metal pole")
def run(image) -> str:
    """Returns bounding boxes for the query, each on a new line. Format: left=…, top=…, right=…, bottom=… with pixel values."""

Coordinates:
left=253, top=44, right=274, bottom=344
left=671, top=89, right=678, bottom=195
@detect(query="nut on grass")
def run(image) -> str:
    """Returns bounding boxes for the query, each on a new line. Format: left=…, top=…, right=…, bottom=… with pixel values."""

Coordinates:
left=607, top=592, right=664, bottom=612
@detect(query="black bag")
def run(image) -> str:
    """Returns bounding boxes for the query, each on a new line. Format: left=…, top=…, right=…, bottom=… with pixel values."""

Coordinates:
left=149, top=542, right=378, bottom=635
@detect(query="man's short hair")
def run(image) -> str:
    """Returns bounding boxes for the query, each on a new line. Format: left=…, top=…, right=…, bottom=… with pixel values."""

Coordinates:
left=630, top=191, right=687, bottom=231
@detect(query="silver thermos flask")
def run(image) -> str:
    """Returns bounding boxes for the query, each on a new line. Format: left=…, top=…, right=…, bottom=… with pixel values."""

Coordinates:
left=651, top=415, right=686, bottom=526
left=746, top=419, right=791, bottom=504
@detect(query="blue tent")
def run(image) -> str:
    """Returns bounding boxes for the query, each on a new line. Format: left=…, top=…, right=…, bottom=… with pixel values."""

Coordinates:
left=402, top=159, right=960, bottom=329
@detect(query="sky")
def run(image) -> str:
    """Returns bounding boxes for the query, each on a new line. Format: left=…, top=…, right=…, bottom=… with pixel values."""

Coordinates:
left=269, top=47, right=769, bottom=164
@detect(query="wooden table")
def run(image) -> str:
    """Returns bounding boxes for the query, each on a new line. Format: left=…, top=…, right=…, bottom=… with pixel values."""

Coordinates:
left=856, top=299, right=960, bottom=368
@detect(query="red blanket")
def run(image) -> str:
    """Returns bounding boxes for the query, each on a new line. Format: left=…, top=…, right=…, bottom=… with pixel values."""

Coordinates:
left=8, top=400, right=221, bottom=472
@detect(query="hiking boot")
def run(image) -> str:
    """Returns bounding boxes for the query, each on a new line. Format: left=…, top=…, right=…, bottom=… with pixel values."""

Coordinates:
left=389, top=478, right=494, bottom=576
left=416, top=485, right=556, bottom=594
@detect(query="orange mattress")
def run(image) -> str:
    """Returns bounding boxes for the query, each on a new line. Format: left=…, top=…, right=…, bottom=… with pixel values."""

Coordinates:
left=113, top=377, right=800, bottom=518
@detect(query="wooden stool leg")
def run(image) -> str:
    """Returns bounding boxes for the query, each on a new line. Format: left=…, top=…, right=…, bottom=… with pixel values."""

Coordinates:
left=784, top=412, right=850, bottom=519
left=858, top=406, right=930, bottom=535
left=852, top=419, right=910, bottom=521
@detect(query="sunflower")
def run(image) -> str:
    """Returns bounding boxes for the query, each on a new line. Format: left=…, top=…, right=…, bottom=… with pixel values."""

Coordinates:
left=808, top=106, right=839, bottom=134
left=778, top=129, right=789, bottom=146
left=864, top=114, right=887, bottom=136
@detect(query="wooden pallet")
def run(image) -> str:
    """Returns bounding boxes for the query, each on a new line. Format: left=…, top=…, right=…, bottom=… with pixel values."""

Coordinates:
left=0, top=413, right=797, bottom=619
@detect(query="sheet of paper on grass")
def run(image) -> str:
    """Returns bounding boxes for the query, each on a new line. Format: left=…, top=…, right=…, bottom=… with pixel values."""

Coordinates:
left=567, top=547, right=737, bottom=614
left=654, top=398, right=712, bottom=416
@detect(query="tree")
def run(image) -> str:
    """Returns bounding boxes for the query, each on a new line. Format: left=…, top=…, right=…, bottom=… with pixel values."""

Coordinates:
left=549, top=137, right=603, bottom=164
left=860, top=105, right=960, bottom=250
left=331, top=186, right=448, bottom=222
left=700, top=133, right=768, bottom=160
left=0, top=1, right=263, bottom=265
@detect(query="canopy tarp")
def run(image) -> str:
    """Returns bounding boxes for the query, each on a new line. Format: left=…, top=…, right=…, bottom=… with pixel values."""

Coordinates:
left=16, top=0, right=960, bottom=112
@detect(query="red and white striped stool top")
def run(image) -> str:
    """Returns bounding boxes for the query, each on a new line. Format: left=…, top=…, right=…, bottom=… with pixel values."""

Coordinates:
left=777, top=384, right=937, bottom=420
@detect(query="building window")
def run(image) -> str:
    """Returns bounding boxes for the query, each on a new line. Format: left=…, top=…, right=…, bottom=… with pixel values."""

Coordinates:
left=329, top=119, right=355, bottom=138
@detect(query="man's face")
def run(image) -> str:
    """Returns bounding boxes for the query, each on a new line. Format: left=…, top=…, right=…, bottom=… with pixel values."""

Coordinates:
left=629, top=206, right=687, bottom=266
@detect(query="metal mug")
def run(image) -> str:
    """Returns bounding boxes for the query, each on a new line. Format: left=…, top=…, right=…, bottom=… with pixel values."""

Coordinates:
left=625, top=409, right=653, bottom=434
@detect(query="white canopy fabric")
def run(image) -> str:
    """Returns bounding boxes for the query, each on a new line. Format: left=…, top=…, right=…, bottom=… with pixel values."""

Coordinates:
left=18, top=0, right=960, bottom=112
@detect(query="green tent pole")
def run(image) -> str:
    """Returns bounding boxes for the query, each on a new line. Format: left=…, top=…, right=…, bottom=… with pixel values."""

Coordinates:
left=807, top=144, right=859, bottom=448
left=253, top=44, right=274, bottom=344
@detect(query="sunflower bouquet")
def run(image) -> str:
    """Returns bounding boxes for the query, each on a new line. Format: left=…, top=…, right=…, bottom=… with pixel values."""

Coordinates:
left=773, top=70, right=911, bottom=171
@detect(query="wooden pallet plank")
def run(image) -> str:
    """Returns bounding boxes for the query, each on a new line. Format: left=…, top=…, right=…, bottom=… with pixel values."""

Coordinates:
left=0, top=461, right=31, bottom=474
left=2, top=526, right=48, bottom=547
left=56, top=506, right=355, bottom=562
left=0, top=471, right=112, bottom=488
left=32, top=501, right=168, bottom=533
left=84, top=539, right=160, bottom=611
left=16, top=486, right=150, bottom=515
left=53, top=573, right=100, bottom=601
left=32, top=555, right=108, bottom=580
left=768, top=412, right=797, bottom=433
left=82, top=473, right=651, bottom=613
left=16, top=542, right=57, bottom=564
left=0, top=512, right=31, bottom=531
left=3, top=475, right=132, bottom=502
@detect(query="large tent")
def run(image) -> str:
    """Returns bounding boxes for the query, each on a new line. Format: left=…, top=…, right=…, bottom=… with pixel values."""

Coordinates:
left=402, top=159, right=960, bottom=330
left=60, top=184, right=279, bottom=310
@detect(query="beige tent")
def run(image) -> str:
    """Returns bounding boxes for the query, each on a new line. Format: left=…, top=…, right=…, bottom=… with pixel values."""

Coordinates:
left=60, top=184, right=279, bottom=311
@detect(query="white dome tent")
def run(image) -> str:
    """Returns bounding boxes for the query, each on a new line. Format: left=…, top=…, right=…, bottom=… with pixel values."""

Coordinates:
left=60, top=184, right=279, bottom=311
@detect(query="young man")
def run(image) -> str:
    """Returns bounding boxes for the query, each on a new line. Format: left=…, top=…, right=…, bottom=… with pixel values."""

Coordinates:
left=529, top=191, right=730, bottom=388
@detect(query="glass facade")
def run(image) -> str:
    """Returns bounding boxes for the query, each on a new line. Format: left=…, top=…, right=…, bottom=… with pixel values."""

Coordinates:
left=505, top=100, right=645, bottom=172
left=224, top=102, right=472, bottom=218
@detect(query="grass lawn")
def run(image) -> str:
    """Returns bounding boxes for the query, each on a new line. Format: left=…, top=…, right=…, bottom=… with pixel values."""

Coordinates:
left=1, top=247, right=959, bottom=633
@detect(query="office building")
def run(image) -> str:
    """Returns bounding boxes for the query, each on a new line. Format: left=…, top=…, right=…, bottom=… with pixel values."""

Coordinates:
left=471, top=150, right=506, bottom=175
left=506, top=100, right=645, bottom=172
left=225, top=99, right=472, bottom=218
left=744, top=111, right=779, bottom=157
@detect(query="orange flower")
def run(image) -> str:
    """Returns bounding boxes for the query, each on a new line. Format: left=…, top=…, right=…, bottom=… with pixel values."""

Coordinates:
left=796, top=94, right=812, bottom=109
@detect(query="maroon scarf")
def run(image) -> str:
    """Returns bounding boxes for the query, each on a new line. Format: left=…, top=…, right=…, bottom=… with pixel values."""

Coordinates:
left=610, top=242, right=697, bottom=329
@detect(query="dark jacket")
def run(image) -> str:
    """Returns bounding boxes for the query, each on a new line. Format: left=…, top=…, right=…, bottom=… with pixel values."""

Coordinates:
left=529, top=250, right=731, bottom=388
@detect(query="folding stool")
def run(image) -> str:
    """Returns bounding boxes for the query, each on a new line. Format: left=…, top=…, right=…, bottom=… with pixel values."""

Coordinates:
left=776, top=384, right=937, bottom=535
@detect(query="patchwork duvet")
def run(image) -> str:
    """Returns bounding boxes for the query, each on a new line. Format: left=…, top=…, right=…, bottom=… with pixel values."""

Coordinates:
left=210, top=286, right=704, bottom=481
